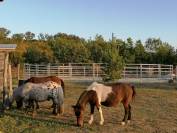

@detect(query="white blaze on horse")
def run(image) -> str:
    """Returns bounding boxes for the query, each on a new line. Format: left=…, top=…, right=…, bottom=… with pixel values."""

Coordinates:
left=72, top=82, right=136, bottom=127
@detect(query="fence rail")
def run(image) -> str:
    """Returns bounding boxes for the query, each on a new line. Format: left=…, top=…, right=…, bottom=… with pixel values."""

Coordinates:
left=23, top=63, right=175, bottom=81
left=24, top=63, right=106, bottom=80
left=122, top=64, right=174, bottom=79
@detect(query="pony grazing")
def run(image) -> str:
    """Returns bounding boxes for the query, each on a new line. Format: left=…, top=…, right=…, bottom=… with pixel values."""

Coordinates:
left=25, top=76, right=65, bottom=96
left=72, top=82, right=136, bottom=127
left=23, top=83, right=64, bottom=116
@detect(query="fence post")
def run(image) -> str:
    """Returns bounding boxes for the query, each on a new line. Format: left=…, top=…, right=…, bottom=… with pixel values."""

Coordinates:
left=158, top=64, right=161, bottom=79
left=136, top=66, right=138, bottom=78
left=58, top=66, right=60, bottom=78
left=8, top=64, right=12, bottom=96
left=176, top=66, right=177, bottom=80
left=35, top=64, right=38, bottom=77
left=171, top=65, right=173, bottom=80
left=28, top=64, right=31, bottom=79
left=84, top=66, right=86, bottom=77
left=96, top=65, right=99, bottom=77
left=3, top=52, right=9, bottom=105
left=140, top=64, right=142, bottom=78
left=47, top=64, right=50, bottom=76
left=17, top=64, right=20, bottom=81
left=123, top=67, right=125, bottom=78
left=92, top=63, right=95, bottom=79
left=69, top=63, right=72, bottom=77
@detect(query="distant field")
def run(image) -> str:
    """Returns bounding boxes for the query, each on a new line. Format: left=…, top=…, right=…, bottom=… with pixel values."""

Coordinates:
left=0, top=82, right=177, bottom=133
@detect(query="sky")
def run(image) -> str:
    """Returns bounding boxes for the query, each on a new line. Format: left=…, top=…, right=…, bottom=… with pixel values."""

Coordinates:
left=0, top=0, right=177, bottom=47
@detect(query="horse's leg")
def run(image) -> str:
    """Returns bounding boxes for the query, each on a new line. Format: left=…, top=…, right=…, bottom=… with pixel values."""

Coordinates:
left=16, top=100, right=23, bottom=109
left=51, top=103, right=55, bottom=108
left=52, top=99, right=58, bottom=115
left=36, top=101, right=39, bottom=109
left=121, top=102, right=129, bottom=125
left=96, top=98, right=104, bottom=125
left=32, top=100, right=37, bottom=117
left=97, top=105, right=104, bottom=125
left=88, top=103, right=95, bottom=125
left=58, top=103, right=64, bottom=115
left=127, top=104, right=131, bottom=124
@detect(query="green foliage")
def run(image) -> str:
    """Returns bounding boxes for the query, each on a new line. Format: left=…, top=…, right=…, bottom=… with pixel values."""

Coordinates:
left=103, top=42, right=124, bottom=81
left=119, top=37, right=135, bottom=63
left=51, top=33, right=90, bottom=63
left=24, top=42, right=54, bottom=64
left=0, top=27, right=10, bottom=39
left=134, top=40, right=146, bottom=63
left=1, top=27, right=177, bottom=80
left=24, top=31, right=35, bottom=41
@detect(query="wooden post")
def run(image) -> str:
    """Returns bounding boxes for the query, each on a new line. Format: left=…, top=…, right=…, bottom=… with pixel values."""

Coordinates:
left=158, top=64, right=161, bottom=79
left=3, top=52, right=9, bottom=105
left=176, top=66, right=177, bottom=80
left=92, top=63, right=95, bottom=79
left=84, top=66, right=86, bottom=77
left=35, top=64, right=38, bottom=76
left=69, top=63, right=72, bottom=77
left=17, top=64, right=20, bottom=81
left=140, top=64, right=142, bottom=78
left=8, top=64, right=13, bottom=96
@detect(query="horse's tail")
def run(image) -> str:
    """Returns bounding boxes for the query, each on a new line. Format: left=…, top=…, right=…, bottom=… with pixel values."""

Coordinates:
left=57, top=86, right=64, bottom=114
left=60, top=79, right=65, bottom=97
left=131, top=85, right=136, bottom=100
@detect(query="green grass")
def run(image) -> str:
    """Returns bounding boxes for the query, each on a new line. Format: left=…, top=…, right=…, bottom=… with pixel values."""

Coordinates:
left=0, top=82, right=177, bottom=133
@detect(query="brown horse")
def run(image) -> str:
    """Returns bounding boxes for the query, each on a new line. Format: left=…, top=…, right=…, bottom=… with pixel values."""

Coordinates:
left=72, top=82, right=136, bottom=127
left=25, top=76, right=65, bottom=96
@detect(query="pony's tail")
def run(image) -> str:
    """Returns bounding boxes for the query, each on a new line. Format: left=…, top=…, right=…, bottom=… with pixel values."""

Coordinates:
left=60, top=79, right=65, bottom=97
left=131, top=85, right=136, bottom=100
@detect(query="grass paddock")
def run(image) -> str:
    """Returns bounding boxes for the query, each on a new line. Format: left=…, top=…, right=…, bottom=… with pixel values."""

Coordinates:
left=0, top=81, right=177, bottom=133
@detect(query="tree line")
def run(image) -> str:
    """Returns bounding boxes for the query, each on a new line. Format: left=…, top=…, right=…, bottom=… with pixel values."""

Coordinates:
left=0, top=27, right=177, bottom=80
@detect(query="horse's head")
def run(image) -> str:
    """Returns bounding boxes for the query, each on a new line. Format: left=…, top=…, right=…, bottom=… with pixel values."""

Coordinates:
left=3, top=93, right=13, bottom=110
left=72, top=105, right=84, bottom=127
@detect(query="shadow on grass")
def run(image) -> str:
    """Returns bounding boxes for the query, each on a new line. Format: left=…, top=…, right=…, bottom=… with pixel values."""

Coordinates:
left=3, top=111, right=76, bottom=127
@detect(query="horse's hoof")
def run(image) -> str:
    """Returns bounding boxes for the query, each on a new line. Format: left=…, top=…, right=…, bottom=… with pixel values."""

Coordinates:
left=127, top=120, right=131, bottom=124
left=121, top=122, right=126, bottom=126
left=88, top=120, right=93, bottom=125
left=99, top=121, right=104, bottom=125
left=55, top=114, right=59, bottom=117
left=32, top=112, right=37, bottom=118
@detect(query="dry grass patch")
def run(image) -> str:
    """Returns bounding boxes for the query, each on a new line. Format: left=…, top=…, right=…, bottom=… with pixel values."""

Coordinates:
left=0, top=81, right=177, bottom=133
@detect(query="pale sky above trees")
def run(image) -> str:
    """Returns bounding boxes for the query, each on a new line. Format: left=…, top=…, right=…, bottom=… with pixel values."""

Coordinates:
left=0, top=0, right=177, bottom=47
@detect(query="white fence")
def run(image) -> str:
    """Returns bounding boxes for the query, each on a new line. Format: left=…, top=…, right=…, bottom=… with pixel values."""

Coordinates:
left=24, top=63, right=106, bottom=80
left=23, top=63, right=175, bottom=81
left=122, top=64, right=174, bottom=80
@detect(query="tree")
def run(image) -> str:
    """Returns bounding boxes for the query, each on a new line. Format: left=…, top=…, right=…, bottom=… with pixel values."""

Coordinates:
left=145, top=38, right=162, bottom=52
left=103, top=42, right=124, bottom=81
left=24, top=42, right=54, bottom=64
left=156, top=43, right=176, bottom=64
left=9, top=42, right=28, bottom=66
left=134, top=40, right=146, bottom=63
left=52, top=33, right=89, bottom=63
left=87, top=35, right=107, bottom=63
left=119, top=37, right=135, bottom=63
left=12, top=33, right=24, bottom=42
left=0, top=27, right=10, bottom=39
left=24, top=31, right=35, bottom=41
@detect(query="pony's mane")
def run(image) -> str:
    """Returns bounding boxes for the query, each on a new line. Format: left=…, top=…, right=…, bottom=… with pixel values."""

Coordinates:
left=77, top=91, right=88, bottom=106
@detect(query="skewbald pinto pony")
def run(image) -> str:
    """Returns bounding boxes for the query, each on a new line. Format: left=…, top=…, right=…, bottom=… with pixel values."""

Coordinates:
left=72, top=82, right=136, bottom=127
